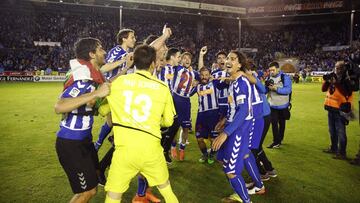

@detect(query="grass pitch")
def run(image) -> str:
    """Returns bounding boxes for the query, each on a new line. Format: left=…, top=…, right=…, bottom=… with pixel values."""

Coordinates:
left=0, top=82, right=359, bottom=203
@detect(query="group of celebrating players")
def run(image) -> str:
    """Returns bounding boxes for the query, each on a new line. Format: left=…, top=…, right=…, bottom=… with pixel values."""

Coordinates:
left=54, top=25, right=279, bottom=203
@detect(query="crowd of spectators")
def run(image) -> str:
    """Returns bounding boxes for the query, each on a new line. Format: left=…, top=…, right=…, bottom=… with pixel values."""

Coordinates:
left=0, top=3, right=359, bottom=74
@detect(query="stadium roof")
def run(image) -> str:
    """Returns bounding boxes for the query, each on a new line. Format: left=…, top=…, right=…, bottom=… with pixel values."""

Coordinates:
left=12, top=0, right=360, bottom=21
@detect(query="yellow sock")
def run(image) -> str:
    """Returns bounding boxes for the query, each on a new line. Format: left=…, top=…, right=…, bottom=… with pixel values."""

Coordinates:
left=105, top=194, right=121, bottom=203
left=158, top=184, right=179, bottom=203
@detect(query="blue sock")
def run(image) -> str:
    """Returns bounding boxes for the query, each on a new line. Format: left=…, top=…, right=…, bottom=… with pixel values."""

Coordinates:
left=96, top=122, right=112, bottom=145
left=171, top=141, right=177, bottom=148
left=229, top=176, right=251, bottom=203
left=137, top=176, right=148, bottom=197
left=244, top=153, right=263, bottom=188
left=179, top=143, right=186, bottom=150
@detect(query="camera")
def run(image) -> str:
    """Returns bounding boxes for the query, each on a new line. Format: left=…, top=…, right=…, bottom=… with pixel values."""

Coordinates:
left=344, top=52, right=360, bottom=92
left=323, top=72, right=337, bottom=81
left=265, top=78, right=274, bottom=87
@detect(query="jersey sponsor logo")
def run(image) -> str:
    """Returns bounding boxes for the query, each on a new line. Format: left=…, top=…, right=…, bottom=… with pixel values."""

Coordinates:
left=69, top=87, right=81, bottom=97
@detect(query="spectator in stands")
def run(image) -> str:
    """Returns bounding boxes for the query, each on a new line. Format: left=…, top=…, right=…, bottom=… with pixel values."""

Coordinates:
left=45, top=66, right=52, bottom=75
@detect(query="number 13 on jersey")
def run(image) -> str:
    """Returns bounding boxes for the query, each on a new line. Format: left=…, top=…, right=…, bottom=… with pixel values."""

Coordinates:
left=123, top=90, right=152, bottom=123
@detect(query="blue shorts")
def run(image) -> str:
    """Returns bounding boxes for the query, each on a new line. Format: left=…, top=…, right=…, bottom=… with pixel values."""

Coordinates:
left=195, top=109, right=220, bottom=139
left=217, top=120, right=251, bottom=175
left=249, top=117, right=264, bottom=150
left=173, top=93, right=191, bottom=129
left=218, top=104, right=228, bottom=118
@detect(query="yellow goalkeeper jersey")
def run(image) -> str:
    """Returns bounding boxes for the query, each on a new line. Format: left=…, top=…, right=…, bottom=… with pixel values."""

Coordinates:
left=107, top=70, right=176, bottom=147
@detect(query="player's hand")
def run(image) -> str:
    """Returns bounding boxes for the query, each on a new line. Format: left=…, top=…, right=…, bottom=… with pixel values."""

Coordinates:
left=95, top=82, right=111, bottom=98
left=86, top=99, right=97, bottom=107
left=268, top=84, right=277, bottom=91
left=209, top=75, right=214, bottom=82
left=212, top=132, right=228, bottom=151
left=126, top=52, right=134, bottom=68
left=200, top=46, right=207, bottom=56
left=212, top=63, right=219, bottom=71
left=192, top=80, right=199, bottom=87
left=162, top=24, right=172, bottom=39
left=215, top=118, right=226, bottom=131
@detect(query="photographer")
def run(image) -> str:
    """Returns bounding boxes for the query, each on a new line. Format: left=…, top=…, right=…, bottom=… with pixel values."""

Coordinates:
left=266, top=62, right=292, bottom=149
left=322, top=61, right=354, bottom=160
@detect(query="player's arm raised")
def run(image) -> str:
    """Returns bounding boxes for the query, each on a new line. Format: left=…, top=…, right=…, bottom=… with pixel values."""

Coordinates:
left=55, top=83, right=110, bottom=114
left=198, top=46, right=207, bottom=70
left=149, top=25, right=172, bottom=51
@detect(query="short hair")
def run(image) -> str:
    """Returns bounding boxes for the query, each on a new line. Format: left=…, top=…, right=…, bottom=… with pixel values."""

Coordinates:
left=216, top=51, right=227, bottom=58
left=199, top=67, right=210, bottom=74
left=116, top=28, right=135, bottom=45
left=143, top=35, right=159, bottom=45
left=134, top=45, right=156, bottom=70
left=74, top=37, right=101, bottom=61
left=181, top=52, right=192, bottom=59
left=247, top=58, right=257, bottom=71
left=230, top=50, right=249, bottom=71
left=268, top=61, right=280, bottom=69
left=165, top=48, right=180, bottom=61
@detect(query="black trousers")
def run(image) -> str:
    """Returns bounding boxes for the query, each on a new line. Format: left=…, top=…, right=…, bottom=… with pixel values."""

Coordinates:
left=251, top=115, right=274, bottom=174
left=270, top=108, right=287, bottom=144
left=161, top=116, right=180, bottom=153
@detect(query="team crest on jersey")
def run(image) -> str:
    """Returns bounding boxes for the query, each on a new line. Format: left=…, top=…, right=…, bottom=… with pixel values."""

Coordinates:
left=69, top=87, right=81, bottom=97
left=236, top=95, right=246, bottom=104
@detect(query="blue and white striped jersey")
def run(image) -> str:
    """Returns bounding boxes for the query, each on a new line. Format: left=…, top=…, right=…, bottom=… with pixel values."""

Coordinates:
left=105, top=45, right=127, bottom=80
left=227, top=76, right=253, bottom=123
left=157, top=64, right=174, bottom=91
left=57, top=80, right=96, bottom=140
left=194, top=81, right=219, bottom=113
left=211, top=69, right=229, bottom=105
left=172, top=66, right=200, bottom=97
left=251, top=83, right=263, bottom=119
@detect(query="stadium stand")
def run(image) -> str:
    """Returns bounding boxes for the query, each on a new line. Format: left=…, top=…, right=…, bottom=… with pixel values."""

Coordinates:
left=0, top=0, right=359, bottom=74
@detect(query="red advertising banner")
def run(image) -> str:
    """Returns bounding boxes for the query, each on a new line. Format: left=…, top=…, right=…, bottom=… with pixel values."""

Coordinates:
left=0, top=71, right=34, bottom=76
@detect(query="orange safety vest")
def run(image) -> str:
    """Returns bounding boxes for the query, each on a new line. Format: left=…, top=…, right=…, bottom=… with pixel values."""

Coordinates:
left=324, top=83, right=353, bottom=110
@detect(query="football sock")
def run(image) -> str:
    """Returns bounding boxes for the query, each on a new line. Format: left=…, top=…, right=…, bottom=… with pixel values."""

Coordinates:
left=105, top=193, right=121, bottom=203
left=200, top=147, right=208, bottom=156
left=171, top=141, right=177, bottom=148
left=97, top=122, right=112, bottom=145
left=179, top=143, right=186, bottom=150
left=158, top=184, right=179, bottom=203
left=137, top=176, right=148, bottom=197
left=229, top=176, right=251, bottom=203
left=244, top=153, right=263, bottom=188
